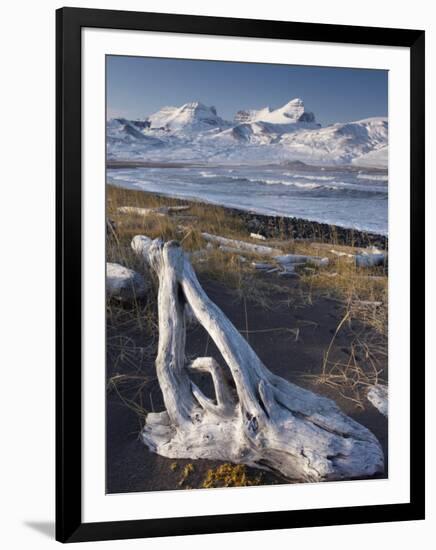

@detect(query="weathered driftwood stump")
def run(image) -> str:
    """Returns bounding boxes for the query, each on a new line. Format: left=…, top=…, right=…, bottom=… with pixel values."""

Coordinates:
left=132, top=235, right=384, bottom=482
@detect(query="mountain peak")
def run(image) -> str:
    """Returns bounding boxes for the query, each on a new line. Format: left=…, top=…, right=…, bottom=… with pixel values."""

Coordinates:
left=234, top=98, right=317, bottom=126
left=147, top=102, right=227, bottom=132
left=180, top=101, right=210, bottom=111
left=279, top=98, right=315, bottom=123
left=285, top=97, right=304, bottom=105
left=234, top=106, right=271, bottom=124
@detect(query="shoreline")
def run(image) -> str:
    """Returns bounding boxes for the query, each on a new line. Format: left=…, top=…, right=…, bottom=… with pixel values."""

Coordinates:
left=107, top=159, right=388, bottom=174
left=107, top=183, right=387, bottom=249
left=227, top=207, right=387, bottom=249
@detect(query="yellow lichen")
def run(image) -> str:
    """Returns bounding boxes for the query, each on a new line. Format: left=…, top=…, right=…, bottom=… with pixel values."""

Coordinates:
left=178, top=463, right=195, bottom=486
left=201, top=463, right=262, bottom=488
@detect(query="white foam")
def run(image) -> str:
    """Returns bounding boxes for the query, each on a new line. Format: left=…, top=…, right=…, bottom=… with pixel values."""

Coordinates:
left=285, top=173, right=335, bottom=181
left=357, top=173, right=388, bottom=182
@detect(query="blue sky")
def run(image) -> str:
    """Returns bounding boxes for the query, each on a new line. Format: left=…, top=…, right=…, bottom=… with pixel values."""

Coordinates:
left=107, top=56, right=388, bottom=126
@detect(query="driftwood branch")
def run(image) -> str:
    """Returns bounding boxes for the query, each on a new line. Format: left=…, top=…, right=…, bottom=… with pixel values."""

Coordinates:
left=201, top=232, right=283, bottom=257
left=202, top=233, right=329, bottom=270
left=355, top=253, right=386, bottom=267
left=132, top=235, right=384, bottom=481
left=118, top=205, right=191, bottom=217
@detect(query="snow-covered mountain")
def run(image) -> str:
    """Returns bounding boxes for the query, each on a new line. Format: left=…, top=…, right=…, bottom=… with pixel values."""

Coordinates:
left=147, top=101, right=231, bottom=133
left=235, top=98, right=318, bottom=126
left=107, top=98, right=388, bottom=167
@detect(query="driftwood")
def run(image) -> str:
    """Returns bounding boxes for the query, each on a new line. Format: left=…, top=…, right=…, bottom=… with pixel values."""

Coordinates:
left=330, top=249, right=354, bottom=259
left=275, top=254, right=329, bottom=268
left=251, top=262, right=275, bottom=271
left=131, top=235, right=384, bottom=481
left=106, top=262, right=148, bottom=302
left=118, top=205, right=191, bottom=217
left=367, top=385, right=388, bottom=417
left=355, top=253, right=386, bottom=268
left=218, top=245, right=249, bottom=256
left=352, top=300, right=383, bottom=307
left=250, top=232, right=267, bottom=241
left=309, top=242, right=388, bottom=267
left=204, top=233, right=329, bottom=271
left=202, top=232, right=283, bottom=257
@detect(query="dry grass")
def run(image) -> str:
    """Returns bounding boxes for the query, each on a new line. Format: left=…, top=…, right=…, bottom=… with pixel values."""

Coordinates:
left=107, top=183, right=247, bottom=254
left=300, top=279, right=387, bottom=408
left=304, top=306, right=387, bottom=408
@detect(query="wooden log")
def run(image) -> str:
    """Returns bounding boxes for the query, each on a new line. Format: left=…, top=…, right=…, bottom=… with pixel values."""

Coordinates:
left=106, top=262, right=148, bottom=302
left=132, top=235, right=384, bottom=482
left=275, top=254, right=329, bottom=267
left=118, top=206, right=164, bottom=217
left=251, top=261, right=275, bottom=271
left=250, top=232, right=267, bottom=241
left=204, top=233, right=329, bottom=268
left=118, top=205, right=190, bottom=217
left=218, top=245, right=248, bottom=255
left=202, top=232, right=283, bottom=257
left=355, top=253, right=386, bottom=267
left=330, top=249, right=354, bottom=259
left=352, top=300, right=383, bottom=307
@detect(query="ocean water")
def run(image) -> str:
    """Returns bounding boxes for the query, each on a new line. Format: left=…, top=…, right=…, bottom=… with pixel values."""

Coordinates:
left=107, top=164, right=388, bottom=236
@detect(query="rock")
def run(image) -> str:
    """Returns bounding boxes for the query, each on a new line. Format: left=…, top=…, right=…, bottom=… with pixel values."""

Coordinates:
left=106, top=262, right=148, bottom=302
left=367, top=385, right=388, bottom=416
left=235, top=210, right=388, bottom=249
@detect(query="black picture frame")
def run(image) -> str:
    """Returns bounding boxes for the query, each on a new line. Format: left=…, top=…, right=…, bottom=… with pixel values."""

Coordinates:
left=56, top=7, right=425, bottom=543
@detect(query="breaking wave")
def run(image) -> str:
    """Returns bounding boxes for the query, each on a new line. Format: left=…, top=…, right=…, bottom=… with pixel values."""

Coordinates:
left=357, top=173, right=388, bottom=182
left=284, top=173, right=336, bottom=181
